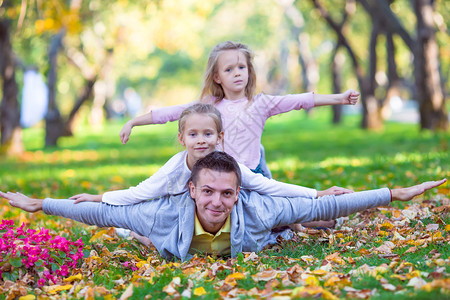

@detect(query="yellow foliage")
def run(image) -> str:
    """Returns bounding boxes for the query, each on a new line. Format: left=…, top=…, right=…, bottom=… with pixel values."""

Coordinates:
left=89, top=229, right=109, bottom=242
left=18, top=296, right=36, bottom=300
left=81, top=181, right=92, bottom=189
left=193, top=286, right=207, bottom=296
left=225, top=272, right=246, bottom=286
left=47, top=284, right=73, bottom=294
left=304, top=275, right=320, bottom=286
left=63, top=273, right=83, bottom=282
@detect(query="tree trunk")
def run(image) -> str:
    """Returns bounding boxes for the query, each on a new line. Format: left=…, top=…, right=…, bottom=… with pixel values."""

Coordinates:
left=361, top=17, right=383, bottom=129
left=331, top=46, right=343, bottom=124
left=382, top=31, right=401, bottom=119
left=0, top=19, right=23, bottom=155
left=45, top=30, right=65, bottom=147
left=64, top=77, right=97, bottom=135
left=412, top=0, right=448, bottom=130
left=328, top=0, right=355, bottom=124
left=312, top=0, right=383, bottom=129
left=283, top=2, right=318, bottom=93
left=372, top=0, right=447, bottom=131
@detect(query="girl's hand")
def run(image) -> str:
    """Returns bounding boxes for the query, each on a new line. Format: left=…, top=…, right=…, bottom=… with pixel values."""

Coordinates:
left=342, top=89, right=360, bottom=105
left=317, top=186, right=354, bottom=197
left=119, top=122, right=133, bottom=144
left=70, top=193, right=102, bottom=204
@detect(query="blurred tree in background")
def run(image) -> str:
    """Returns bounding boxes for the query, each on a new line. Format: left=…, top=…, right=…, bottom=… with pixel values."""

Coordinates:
left=0, top=0, right=448, bottom=153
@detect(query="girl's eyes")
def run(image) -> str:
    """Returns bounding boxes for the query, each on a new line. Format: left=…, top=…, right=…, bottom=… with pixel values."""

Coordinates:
left=187, top=132, right=215, bottom=137
left=225, top=68, right=231, bottom=72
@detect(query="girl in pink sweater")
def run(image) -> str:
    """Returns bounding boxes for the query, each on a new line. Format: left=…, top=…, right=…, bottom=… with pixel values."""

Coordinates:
left=120, top=41, right=359, bottom=179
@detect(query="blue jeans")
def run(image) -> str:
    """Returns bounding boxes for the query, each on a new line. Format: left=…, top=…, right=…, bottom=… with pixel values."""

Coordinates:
left=251, top=144, right=272, bottom=179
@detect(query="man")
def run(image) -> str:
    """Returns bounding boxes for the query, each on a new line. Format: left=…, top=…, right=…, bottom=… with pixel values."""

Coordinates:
left=1, top=152, right=446, bottom=261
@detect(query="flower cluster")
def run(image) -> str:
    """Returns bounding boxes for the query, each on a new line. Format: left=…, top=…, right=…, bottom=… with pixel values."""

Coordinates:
left=0, top=219, right=84, bottom=287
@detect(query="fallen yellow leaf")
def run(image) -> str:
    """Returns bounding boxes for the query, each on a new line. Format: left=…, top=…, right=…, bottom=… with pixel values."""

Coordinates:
left=304, top=275, right=320, bottom=286
left=63, top=273, right=82, bottom=282
left=225, top=272, right=246, bottom=286
left=193, top=287, right=207, bottom=296
left=18, top=296, right=36, bottom=300
left=48, top=285, right=73, bottom=294
left=324, top=276, right=351, bottom=288
left=89, top=229, right=108, bottom=242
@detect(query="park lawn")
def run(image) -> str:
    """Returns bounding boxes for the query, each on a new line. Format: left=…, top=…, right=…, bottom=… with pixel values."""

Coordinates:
left=0, top=107, right=448, bottom=299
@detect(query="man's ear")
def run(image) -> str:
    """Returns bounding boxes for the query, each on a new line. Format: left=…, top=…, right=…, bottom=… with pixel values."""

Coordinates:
left=234, top=186, right=240, bottom=204
left=188, top=181, right=196, bottom=198
left=178, top=132, right=185, bottom=147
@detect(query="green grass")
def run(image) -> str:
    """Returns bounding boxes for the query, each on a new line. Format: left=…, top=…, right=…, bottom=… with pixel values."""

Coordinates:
left=0, top=106, right=448, bottom=299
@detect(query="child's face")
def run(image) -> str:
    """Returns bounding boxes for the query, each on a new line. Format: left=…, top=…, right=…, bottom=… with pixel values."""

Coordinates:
left=178, top=113, right=224, bottom=169
left=214, top=50, right=249, bottom=100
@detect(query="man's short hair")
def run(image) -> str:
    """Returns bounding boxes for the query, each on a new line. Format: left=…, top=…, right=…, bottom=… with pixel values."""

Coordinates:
left=190, top=151, right=242, bottom=188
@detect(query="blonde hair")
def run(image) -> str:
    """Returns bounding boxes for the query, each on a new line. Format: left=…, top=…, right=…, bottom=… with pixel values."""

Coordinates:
left=178, top=103, right=223, bottom=136
left=199, top=41, right=256, bottom=103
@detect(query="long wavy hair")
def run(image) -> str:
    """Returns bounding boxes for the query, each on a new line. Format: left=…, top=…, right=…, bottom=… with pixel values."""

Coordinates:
left=199, top=41, right=256, bottom=104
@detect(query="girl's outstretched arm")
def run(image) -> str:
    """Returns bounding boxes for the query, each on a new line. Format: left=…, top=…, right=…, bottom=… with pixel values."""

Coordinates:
left=119, top=102, right=195, bottom=145
left=120, top=111, right=154, bottom=144
left=313, top=89, right=359, bottom=106
left=69, top=193, right=103, bottom=204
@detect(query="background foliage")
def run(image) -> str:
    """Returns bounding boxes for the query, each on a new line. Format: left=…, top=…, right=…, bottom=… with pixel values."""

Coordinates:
left=2, top=0, right=449, bottom=116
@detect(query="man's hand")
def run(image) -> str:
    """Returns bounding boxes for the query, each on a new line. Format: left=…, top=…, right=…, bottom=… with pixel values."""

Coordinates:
left=317, top=186, right=354, bottom=197
left=70, top=193, right=102, bottom=204
left=391, top=178, right=447, bottom=202
left=341, top=89, right=359, bottom=105
left=0, top=191, right=44, bottom=212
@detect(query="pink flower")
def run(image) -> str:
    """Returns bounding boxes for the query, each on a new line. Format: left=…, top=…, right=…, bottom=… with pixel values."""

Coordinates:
left=37, top=278, right=46, bottom=287
left=59, top=265, right=69, bottom=277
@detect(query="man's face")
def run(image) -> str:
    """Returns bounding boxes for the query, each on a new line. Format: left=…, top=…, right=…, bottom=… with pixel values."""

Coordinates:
left=189, top=169, right=240, bottom=234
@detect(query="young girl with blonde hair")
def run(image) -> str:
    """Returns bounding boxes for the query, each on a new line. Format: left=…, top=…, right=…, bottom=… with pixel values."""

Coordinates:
left=120, top=41, right=359, bottom=178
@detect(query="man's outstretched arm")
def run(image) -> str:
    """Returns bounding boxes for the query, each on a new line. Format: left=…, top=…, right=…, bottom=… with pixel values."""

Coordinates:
left=262, top=179, right=447, bottom=227
left=0, top=191, right=156, bottom=239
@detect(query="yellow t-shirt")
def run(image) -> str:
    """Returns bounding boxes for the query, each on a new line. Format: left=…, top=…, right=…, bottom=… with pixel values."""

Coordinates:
left=189, top=213, right=231, bottom=256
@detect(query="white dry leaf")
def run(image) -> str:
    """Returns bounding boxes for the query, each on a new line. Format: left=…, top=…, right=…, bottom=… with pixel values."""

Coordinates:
left=381, top=283, right=397, bottom=291
left=407, top=277, right=427, bottom=289
left=319, top=262, right=333, bottom=272
left=392, top=231, right=405, bottom=241
left=244, top=252, right=259, bottom=262
left=425, top=223, right=439, bottom=232
left=114, top=278, right=126, bottom=286
left=374, top=244, right=392, bottom=254
left=181, top=288, right=192, bottom=298
left=119, top=284, right=134, bottom=300
left=393, top=219, right=410, bottom=227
